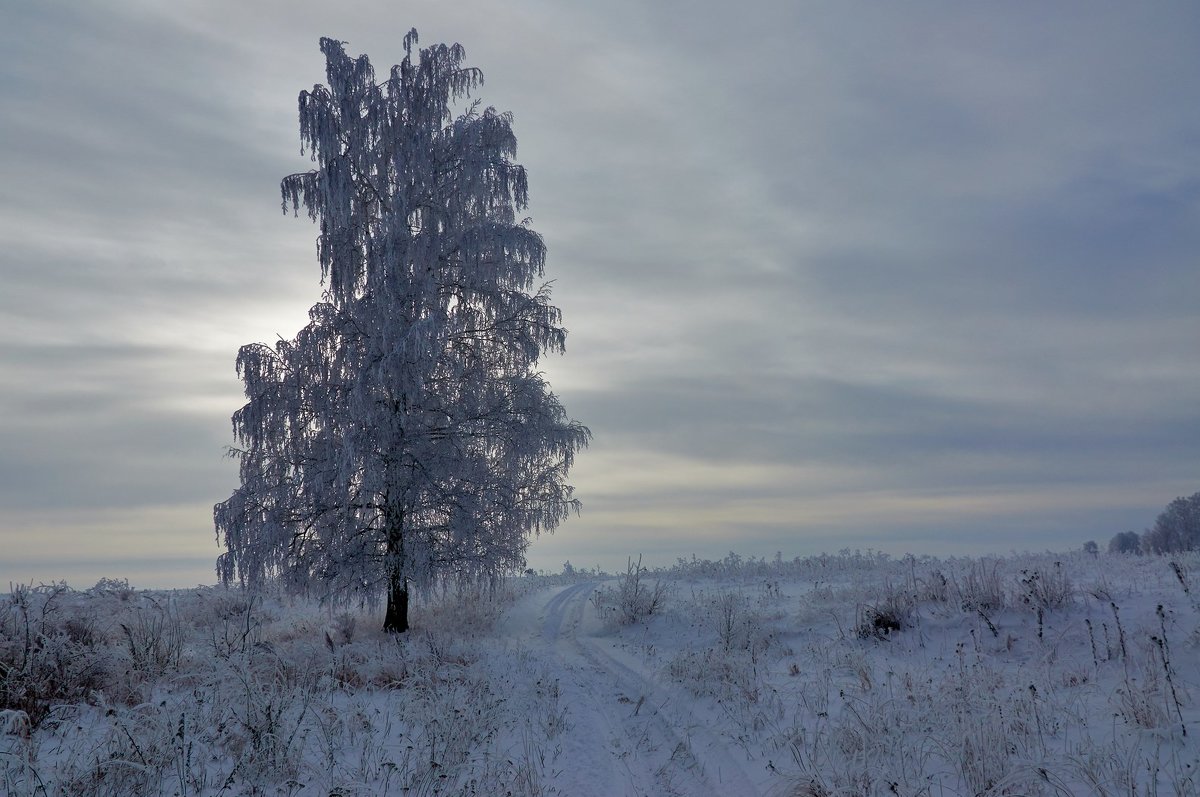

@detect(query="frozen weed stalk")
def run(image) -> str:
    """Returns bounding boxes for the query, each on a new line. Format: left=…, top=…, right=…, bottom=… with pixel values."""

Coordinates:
left=1169, top=559, right=1200, bottom=617
left=1152, top=604, right=1186, bottom=737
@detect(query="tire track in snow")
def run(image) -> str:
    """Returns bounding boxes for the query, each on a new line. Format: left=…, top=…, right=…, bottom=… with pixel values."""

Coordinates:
left=574, top=637, right=761, bottom=796
left=530, top=582, right=763, bottom=797
left=541, top=580, right=597, bottom=642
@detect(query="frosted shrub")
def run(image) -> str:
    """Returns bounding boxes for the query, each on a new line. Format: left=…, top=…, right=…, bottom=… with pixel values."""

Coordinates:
left=915, top=567, right=950, bottom=603
left=848, top=580, right=917, bottom=640
left=956, top=557, right=1008, bottom=612
left=221, top=660, right=317, bottom=787
left=0, top=584, right=115, bottom=728
left=854, top=599, right=912, bottom=640
left=192, top=589, right=264, bottom=659
left=119, top=599, right=184, bottom=677
left=1018, top=561, right=1074, bottom=610
left=88, top=577, right=135, bottom=601
left=593, top=556, right=668, bottom=625
left=709, top=591, right=776, bottom=656
left=716, top=591, right=748, bottom=652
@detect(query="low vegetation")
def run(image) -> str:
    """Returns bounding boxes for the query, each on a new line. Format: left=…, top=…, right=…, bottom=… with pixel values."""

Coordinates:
left=1, top=580, right=560, bottom=796
left=2, top=549, right=1197, bottom=795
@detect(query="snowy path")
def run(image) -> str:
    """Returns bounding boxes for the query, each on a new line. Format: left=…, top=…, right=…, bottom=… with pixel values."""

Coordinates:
left=505, top=582, right=765, bottom=797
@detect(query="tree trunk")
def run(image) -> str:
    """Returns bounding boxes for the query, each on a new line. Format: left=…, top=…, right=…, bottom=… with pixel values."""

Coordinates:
left=383, top=507, right=409, bottom=633
left=383, top=575, right=409, bottom=633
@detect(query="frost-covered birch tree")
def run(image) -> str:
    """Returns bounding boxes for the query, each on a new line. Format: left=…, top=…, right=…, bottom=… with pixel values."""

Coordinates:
left=214, top=32, right=589, bottom=632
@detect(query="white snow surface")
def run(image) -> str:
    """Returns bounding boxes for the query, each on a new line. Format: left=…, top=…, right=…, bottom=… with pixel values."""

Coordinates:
left=3, top=550, right=1199, bottom=796
left=499, top=578, right=764, bottom=795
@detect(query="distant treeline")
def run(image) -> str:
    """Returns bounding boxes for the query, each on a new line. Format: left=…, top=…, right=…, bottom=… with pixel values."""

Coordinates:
left=1105, top=491, right=1200, bottom=554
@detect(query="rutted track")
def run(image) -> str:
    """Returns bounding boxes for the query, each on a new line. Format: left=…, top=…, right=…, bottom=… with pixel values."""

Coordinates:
left=517, top=581, right=763, bottom=797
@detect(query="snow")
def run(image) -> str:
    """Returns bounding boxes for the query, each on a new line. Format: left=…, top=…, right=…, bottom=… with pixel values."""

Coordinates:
left=3, top=549, right=1198, bottom=795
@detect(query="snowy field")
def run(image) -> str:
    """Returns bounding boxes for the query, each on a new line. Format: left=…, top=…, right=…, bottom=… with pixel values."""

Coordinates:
left=2, top=550, right=1198, bottom=796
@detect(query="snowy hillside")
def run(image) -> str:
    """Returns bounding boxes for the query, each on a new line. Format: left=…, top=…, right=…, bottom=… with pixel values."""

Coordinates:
left=3, top=550, right=1198, bottom=795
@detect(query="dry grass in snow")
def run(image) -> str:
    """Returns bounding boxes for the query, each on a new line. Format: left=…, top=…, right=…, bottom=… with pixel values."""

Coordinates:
left=2, top=550, right=1198, bottom=796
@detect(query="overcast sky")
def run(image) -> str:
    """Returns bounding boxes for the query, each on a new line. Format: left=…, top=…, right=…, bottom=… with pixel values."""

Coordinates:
left=2, top=1, right=1198, bottom=588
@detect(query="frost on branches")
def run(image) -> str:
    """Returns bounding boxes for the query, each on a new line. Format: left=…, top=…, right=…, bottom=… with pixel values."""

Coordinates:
left=214, top=32, right=589, bottom=633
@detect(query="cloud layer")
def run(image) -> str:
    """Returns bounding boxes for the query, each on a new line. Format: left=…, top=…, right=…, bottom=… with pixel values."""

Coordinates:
left=2, top=1, right=1198, bottom=586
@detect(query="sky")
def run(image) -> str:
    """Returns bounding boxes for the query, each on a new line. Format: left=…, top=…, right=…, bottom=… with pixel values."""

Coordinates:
left=2, top=1, right=1198, bottom=588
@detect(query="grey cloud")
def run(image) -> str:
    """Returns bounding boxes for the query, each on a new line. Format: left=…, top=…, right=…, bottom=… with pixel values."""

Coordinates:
left=2, top=1, right=1198, bottom=586
left=0, top=343, right=237, bottom=510
left=568, top=371, right=1197, bottom=483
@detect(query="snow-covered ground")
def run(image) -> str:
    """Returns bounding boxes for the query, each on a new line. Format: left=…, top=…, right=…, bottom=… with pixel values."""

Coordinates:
left=3, top=550, right=1198, bottom=795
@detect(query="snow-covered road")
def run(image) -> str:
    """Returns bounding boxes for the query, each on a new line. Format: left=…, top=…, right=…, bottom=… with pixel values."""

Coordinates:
left=504, top=581, right=765, bottom=797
